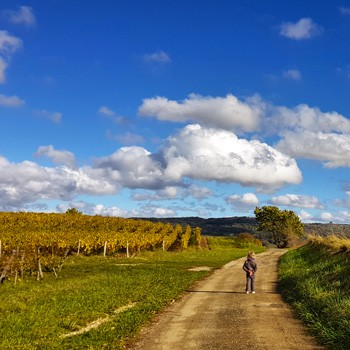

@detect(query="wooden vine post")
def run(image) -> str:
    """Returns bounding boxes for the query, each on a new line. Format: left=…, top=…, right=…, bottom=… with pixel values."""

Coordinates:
left=37, top=248, right=43, bottom=281
left=103, top=241, right=107, bottom=257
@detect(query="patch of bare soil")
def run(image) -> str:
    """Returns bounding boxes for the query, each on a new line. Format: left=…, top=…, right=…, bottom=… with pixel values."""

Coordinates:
left=126, top=249, right=325, bottom=350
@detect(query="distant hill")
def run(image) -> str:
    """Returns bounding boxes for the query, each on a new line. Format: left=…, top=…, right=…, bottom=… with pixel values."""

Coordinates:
left=139, top=216, right=350, bottom=238
left=142, top=216, right=259, bottom=236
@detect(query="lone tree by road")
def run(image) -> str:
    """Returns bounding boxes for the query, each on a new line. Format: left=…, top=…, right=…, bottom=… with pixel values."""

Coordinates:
left=254, top=206, right=304, bottom=248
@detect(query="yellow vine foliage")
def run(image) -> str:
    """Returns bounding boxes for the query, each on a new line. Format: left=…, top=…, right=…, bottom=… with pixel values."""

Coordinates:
left=0, top=212, right=202, bottom=279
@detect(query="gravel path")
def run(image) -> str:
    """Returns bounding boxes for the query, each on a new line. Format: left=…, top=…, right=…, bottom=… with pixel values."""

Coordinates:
left=127, top=249, right=325, bottom=350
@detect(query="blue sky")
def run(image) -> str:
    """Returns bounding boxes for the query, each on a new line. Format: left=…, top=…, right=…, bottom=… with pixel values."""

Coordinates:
left=1, top=1, right=350, bottom=223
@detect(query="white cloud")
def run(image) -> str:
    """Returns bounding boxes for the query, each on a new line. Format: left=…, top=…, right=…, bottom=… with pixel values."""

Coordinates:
left=162, top=124, right=302, bottom=192
left=35, top=145, right=76, bottom=168
left=276, top=130, right=350, bottom=168
left=91, top=204, right=128, bottom=217
left=154, top=207, right=175, bottom=216
left=8, top=6, right=36, bottom=27
left=268, top=104, right=350, bottom=134
left=0, top=31, right=22, bottom=55
left=139, top=93, right=263, bottom=133
left=57, top=202, right=129, bottom=217
left=298, top=209, right=350, bottom=224
left=94, top=146, right=168, bottom=190
left=298, top=210, right=313, bottom=222
left=282, top=69, right=302, bottom=81
left=270, top=193, right=322, bottom=209
left=98, top=106, right=114, bottom=116
left=226, top=193, right=259, bottom=210
left=280, top=18, right=323, bottom=40
left=0, top=57, right=7, bottom=83
left=0, top=93, right=25, bottom=107
left=0, top=119, right=304, bottom=210
left=319, top=211, right=333, bottom=222
left=143, top=50, right=171, bottom=63
left=188, top=185, right=213, bottom=199
left=263, top=103, right=350, bottom=168
left=0, top=31, right=22, bottom=83
left=0, top=156, right=120, bottom=211
left=132, top=186, right=178, bottom=201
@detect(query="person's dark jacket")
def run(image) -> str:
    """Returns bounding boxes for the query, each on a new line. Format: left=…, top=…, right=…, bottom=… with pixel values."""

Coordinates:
left=242, top=257, right=257, bottom=277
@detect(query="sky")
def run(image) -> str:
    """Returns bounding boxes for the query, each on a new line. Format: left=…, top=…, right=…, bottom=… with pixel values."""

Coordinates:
left=1, top=1, right=350, bottom=223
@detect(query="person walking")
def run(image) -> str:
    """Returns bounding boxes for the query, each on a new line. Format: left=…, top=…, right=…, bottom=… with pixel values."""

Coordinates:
left=243, top=251, right=257, bottom=294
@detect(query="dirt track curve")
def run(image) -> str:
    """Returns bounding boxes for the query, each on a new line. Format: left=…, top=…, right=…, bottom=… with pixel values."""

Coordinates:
left=127, top=249, right=325, bottom=350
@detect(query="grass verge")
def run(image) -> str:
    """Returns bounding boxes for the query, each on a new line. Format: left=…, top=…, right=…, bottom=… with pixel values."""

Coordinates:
left=278, top=240, right=350, bottom=350
left=0, top=236, right=264, bottom=349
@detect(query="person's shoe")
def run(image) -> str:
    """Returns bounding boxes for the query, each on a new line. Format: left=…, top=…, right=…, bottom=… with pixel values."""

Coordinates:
left=251, top=291, right=255, bottom=294
left=246, top=291, right=249, bottom=294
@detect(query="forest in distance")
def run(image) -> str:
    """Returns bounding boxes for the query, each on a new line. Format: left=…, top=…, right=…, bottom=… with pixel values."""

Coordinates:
left=142, top=216, right=350, bottom=238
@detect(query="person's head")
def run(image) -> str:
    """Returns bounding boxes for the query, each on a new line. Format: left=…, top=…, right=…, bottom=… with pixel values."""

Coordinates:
left=247, top=251, right=256, bottom=259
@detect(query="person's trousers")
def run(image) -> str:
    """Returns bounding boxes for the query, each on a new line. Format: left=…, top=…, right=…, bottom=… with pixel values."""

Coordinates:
left=245, top=275, right=255, bottom=292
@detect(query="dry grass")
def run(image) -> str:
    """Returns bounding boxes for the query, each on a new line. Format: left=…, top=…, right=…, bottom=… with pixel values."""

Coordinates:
left=307, top=234, right=350, bottom=253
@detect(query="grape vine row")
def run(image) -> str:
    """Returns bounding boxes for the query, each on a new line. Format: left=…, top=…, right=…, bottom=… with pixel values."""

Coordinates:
left=0, top=212, right=202, bottom=282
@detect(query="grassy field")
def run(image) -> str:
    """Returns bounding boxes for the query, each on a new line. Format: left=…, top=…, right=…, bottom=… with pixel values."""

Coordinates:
left=278, top=237, right=350, bottom=350
left=0, top=236, right=264, bottom=350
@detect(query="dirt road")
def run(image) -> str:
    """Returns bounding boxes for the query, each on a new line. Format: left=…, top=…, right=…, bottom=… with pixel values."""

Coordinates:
left=127, top=249, right=325, bottom=350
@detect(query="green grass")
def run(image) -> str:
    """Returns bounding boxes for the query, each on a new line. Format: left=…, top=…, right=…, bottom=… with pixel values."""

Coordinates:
left=278, top=243, right=350, bottom=350
left=0, top=237, right=264, bottom=349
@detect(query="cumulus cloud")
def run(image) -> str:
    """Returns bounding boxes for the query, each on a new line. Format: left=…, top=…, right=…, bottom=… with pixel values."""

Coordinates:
left=0, top=93, right=25, bottom=107
left=93, top=146, right=168, bottom=190
left=35, top=145, right=76, bottom=168
left=267, top=104, right=350, bottom=134
left=262, top=103, right=350, bottom=168
left=138, top=206, right=175, bottom=217
left=57, top=202, right=129, bottom=217
left=276, top=130, right=350, bottom=168
left=280, top=18, right=323, bottom=40
left=270, top=193, right=323, bottom=209
left=7, top=6, right=36, bottom=27
left=0, top=156, right=120, bottom=211
left=299, top=209, right=350, bottom=224
left=226, top=193, right=259, bottom=211
left=162, top=124, right=302, bottom=192
left=282, top=69, right=302, bottom=81
left=91, top=204, right=128, bottom=217
left=139, top=93, right=264, bottom=133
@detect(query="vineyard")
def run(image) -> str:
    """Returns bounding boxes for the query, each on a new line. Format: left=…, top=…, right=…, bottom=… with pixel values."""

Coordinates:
left=0, top=211, right=202, bottom=283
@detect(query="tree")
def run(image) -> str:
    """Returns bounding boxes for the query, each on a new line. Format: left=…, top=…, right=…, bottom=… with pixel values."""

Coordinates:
left=65, top=208, right=82, bottom=215
left=254, top=206, right=304, bottom=248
